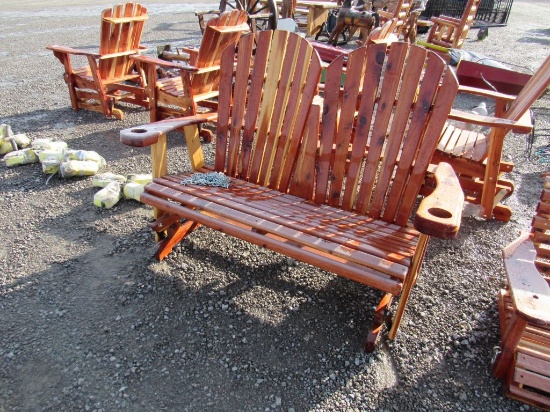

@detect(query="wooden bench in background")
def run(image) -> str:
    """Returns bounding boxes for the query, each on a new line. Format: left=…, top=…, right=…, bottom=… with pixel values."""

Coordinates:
left=492, top=175, right=550, bottom=410
left=120, top=31, right=464, bottom=352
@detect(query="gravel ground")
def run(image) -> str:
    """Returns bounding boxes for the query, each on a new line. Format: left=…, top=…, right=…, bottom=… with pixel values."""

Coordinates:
left=1, top=1, right=549, bottom=411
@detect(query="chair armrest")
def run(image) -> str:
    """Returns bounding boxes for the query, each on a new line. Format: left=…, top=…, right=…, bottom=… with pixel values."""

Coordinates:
left=457, top=85, right=517, bottom=103
left=46, top=45, right=99, bottom=58
left=430, top=16, right=460, bottom=26
left=99, top=50, right=143, bottom=60
left=209, top=23, right=250, bottom=34
left=179, top=46, right=198, bottom=54
left=195, top=10, right=221, bottom=16
left=448, top=108, right=533, bottom=134
left=120, top=115, right=216, bottom=147
left=414, top=162, right=463, bottom=239
left=502, top=232, right=550, bottom=325
left=131, top=54, right=199, bottom=73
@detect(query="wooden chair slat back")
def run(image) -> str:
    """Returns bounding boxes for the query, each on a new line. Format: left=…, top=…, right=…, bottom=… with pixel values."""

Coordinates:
left=505, top=54, right=550, bottom=122
left=455, top=0, right=480, bottom=48
left=214, top=31, right=322, bottom=193
left=428, top=0, right=480, bottom=49
left=98, top=3, right=147, bottom=80
left=192, top=10, right=248, bottom=95
left=319, top=42, right=458, bottom=226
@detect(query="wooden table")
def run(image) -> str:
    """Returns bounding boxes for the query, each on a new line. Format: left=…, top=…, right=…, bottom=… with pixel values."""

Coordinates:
left=266, top=0, right=339, bottom=37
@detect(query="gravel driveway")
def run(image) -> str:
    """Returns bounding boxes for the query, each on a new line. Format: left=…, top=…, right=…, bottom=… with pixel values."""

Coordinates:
left=1, top=0, right=549, bottom=411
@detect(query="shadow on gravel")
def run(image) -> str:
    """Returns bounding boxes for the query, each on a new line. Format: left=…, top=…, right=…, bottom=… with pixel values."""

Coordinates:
left=518, top=28, right=550, bottom=45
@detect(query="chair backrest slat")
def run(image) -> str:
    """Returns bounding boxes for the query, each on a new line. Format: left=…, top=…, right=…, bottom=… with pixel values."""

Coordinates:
left=321, top=42, right=458, bottom=226
left=192, top=10, right=248, bottom=95
left=98, top=3, right=148, bottom=80
left=215, top=34, right=458, bottom=229
left=215, top=31, right=322, bottom=193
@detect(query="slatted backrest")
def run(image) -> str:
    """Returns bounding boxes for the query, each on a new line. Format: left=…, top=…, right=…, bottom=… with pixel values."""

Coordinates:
left=214, top=30, right=322, bottom=192
left=504, top=54, right=550, bottom=122
left=380, top=0, right=411, bottom=33
left=317, top=42, right=459, bottom=227
left=192, top=10, right=249, bottom=95
left=454, top=0, right=480, bottom=48
left=98, top=2, right=148, bottom=80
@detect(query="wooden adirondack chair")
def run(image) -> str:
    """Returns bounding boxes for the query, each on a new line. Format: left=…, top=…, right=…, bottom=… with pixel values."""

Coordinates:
left=131, top=10, right=249, bottom=141
left=376, top=0, right=411, bottom=36
left=47, top=3, right=149, bottom=120
left=424, top=0, right=480, bottom=49
left=120, top=31, right=463, bottom=351
left=431, top=54, right=550, bottom=221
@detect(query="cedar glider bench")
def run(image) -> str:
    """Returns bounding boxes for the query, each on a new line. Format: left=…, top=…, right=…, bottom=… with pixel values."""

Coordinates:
left=120, top=31, right=464, bottom=351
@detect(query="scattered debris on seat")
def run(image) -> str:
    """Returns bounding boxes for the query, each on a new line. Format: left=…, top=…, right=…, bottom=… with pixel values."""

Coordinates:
left=181, top=172, right=231, bottom=188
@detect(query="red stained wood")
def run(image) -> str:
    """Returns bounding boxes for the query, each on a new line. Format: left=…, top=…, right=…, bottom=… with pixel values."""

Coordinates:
left=120, top=34, right=463, bottom=352
left=47, top=2, right=149, bottom=120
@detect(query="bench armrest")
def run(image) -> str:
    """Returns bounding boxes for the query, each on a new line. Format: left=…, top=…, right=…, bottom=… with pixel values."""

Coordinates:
left=414, top=162, right=463, bottom=239
left=503, top=232, right=550, bottom=325
left=120, top=115, right=215, bottom=147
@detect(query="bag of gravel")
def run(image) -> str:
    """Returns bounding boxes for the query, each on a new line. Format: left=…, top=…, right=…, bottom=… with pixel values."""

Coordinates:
left=4, top=148, right=39, bottom=167
left=123, top=181, right=145, bottom=202
left=59, top=160, right=99, bottom=178
left=63, top=149, right=106, bottom=167
left=93, top=182, right=121, bottom=209
left=31, top=139, right=68, bottom=152
left=127, top=173, right=152, bottom=185
left=92, top=172, right=127, bottom=188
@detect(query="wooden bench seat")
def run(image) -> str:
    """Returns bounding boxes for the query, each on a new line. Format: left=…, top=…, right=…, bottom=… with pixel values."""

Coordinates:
left=121, top=32, right=463, bottom=352
left=143, top=173, right=420, bottom=294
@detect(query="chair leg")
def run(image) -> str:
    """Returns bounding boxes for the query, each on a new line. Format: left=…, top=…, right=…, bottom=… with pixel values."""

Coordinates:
left=492, top=314, right=527, bottom=379
left=481, top=129, right=505, bottom=219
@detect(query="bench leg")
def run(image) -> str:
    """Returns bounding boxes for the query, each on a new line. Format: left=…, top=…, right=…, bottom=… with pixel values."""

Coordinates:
left=388, top=233, right=430, bottom=340
left=365, top=292, right=394, bottom=352
left=156, top=219, right=201, bottom=261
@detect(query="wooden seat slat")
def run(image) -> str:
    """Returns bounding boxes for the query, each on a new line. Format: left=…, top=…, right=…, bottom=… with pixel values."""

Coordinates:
left=451, top=128, right=474, bottom=157
left=163, top=173, right=420, bottom=239
left=161, top=175, right=418, bottom=260
left=152, top=177, right=416, bottom=272
left=140, top=191, right=405, bottom=295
